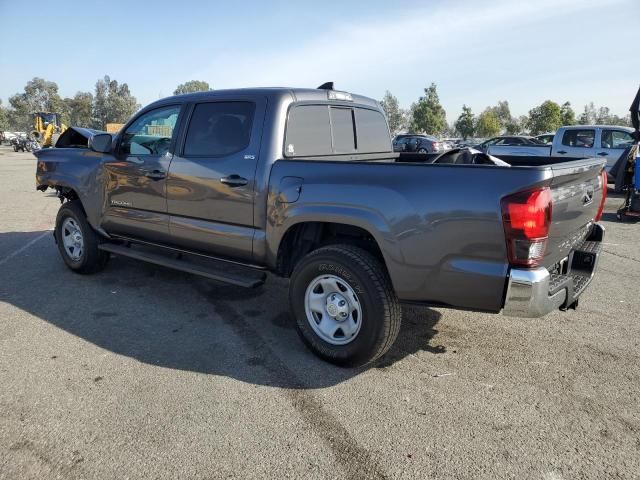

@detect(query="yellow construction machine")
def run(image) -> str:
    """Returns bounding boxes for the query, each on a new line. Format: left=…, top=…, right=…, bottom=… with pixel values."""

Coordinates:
left=32, top=112, right=67, bottom=147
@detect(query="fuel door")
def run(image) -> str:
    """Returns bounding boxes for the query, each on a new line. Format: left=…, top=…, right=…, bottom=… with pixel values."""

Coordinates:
left=277, top=176, right=303, bottom=204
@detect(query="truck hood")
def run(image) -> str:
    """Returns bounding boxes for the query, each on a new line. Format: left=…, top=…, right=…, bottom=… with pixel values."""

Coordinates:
left=53, top=126, right=106, bottom=149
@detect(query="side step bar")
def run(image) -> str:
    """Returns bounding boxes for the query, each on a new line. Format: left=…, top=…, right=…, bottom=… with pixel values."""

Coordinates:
left=98, top=243, right=265, bottom=288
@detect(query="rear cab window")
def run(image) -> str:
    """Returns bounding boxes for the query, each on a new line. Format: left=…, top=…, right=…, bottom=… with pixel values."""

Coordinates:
left=285, top=104, right=390, bottom=157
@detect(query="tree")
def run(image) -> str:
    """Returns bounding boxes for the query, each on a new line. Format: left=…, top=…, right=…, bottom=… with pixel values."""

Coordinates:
left=442, top=122, right=456, bottom=137
left=8, top=77, right=66, bottom=131
left=9, top=77, right=65, bottom=113
left=560, top=101, right=576, bottom=126
left=409, top=83, right=446, bottom=135
left=578, top=102, right=597, bottom=125
left=475, top=110, right=501, bottom=137
left=596, top=106, right=612, bottom=124
left=527, top=100, right=562, bottom=135
left=454, top=105, right=475, bottom=139
left=173, top=80, right=211, bottom=95
left=380, top=90, right=405, bottom=135
left=514, top=115, right=529, bottom=134
left=489, top=100, right=512, bottom=129
left=577, top=102, right=630, bottom=126
left=0, top=100, right=9, bottom=131
left=607, top=114, right=631, bottom=127
left=504, top=118, right=522, bottom=135
left=65, top=92, right=94, bottom=127
left=92, top=75, right=139, bottom=129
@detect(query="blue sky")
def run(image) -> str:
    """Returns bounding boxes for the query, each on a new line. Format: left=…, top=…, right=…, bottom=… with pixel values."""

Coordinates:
left=0, top=0, right=638, bottom=121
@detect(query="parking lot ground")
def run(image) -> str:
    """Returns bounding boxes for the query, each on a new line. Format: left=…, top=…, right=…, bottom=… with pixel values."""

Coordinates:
left=1, top=144, right=639, bottom=479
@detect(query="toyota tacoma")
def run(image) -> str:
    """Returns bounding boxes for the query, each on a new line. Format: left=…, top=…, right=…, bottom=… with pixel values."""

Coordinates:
left=35, top=84, right=607, bottom=366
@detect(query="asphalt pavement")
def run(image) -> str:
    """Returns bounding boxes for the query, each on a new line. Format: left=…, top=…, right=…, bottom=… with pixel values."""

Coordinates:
left=1, top=144, right=639, bottom=479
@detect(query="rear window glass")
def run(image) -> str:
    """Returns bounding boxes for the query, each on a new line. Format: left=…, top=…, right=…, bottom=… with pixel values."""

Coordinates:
left=184, top=102, right=255, bottom=157
left=355, top=108, right=391, bottom=152
left=285, top=105, right=332, bottom=156
left=561, top=129, right=595, bottom=148
left=285, top=105, right=391, bottom=157
left=330, top=107, right=356, bottom=153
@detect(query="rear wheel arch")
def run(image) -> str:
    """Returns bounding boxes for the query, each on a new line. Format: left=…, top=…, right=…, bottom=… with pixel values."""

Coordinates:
left=274, top=221, right=388, bottom=278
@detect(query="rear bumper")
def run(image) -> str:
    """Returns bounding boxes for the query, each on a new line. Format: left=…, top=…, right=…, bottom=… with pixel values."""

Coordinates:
left=502, top=223, right=604, bottom=317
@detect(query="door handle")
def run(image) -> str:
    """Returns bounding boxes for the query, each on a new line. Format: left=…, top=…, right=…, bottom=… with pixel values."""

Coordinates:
left=557, top=150, right=567, bottom=154
left=145, top=170, right=166, bottom=180
left=220, top=174, right=249, bottom=187
left=597, top=152, right=609, bottom=156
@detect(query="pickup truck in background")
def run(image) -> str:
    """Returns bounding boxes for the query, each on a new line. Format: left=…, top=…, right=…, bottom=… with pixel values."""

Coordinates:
left=483, top=125, right=635, bottom=180
left=35, top=85, right=607, bottom=367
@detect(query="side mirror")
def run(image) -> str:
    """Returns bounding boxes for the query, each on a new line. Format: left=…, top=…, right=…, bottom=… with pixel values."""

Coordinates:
left=89, top=133, right=113, bottom=153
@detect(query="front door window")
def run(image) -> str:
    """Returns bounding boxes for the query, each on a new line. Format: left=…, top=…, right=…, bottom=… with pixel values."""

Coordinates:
left=119, top=106, right=181, bottom=156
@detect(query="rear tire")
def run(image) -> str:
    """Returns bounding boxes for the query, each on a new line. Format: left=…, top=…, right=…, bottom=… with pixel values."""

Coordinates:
left=289, top=244, right=401, bottom=367
left=417, top=148, right=427, bottom=154
left=54, top=200, right=109, bottom=274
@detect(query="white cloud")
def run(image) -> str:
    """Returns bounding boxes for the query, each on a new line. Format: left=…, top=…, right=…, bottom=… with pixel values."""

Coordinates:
left=190, top=0, right=629, bottom=119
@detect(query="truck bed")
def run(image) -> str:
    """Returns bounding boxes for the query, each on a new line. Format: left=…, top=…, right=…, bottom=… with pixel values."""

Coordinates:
left=268, top=156, right=606, bottom=312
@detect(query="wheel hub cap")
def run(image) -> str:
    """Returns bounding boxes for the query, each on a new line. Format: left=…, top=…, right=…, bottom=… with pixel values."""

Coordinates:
left=325, top=293, right=349, bottom=320
left=61, top=217, right=84, bottom=261
left=304, top=274, right=362, bottom=345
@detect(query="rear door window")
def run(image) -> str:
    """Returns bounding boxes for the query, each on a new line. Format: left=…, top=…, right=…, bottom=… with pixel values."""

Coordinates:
left=601, top=129, right=633, bottom=149
left=183, top=102, right=255, bottom=157
left=561, top=129, right=595, bottom=148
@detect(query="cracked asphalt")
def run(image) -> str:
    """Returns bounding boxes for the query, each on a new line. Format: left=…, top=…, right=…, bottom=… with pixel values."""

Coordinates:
left=1, top=144, right=639, bottom=479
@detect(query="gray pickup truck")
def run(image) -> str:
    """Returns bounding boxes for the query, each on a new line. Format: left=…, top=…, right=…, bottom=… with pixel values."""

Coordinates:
left=35, top=85, right=607, bottom=366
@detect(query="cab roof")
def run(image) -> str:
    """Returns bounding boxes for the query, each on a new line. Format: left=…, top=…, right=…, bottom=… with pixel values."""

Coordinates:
left=146, top=87, right=380, bottom=110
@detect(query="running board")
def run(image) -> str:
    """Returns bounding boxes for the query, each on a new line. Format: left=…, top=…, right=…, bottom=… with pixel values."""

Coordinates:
left=98, top=243, right=265, bottom=288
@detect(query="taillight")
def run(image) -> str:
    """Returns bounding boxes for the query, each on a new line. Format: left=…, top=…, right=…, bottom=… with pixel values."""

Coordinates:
left=594, top=169, right=607, bottom=222
left=501, top=187, right=552, bottom=268
left=433, top=142, right=440, bottom=150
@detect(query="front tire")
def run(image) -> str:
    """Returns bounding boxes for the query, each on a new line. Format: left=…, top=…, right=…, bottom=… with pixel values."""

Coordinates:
left=55, top=200, right=109, bottom=274
left=289, top=245, right=401, bottom=367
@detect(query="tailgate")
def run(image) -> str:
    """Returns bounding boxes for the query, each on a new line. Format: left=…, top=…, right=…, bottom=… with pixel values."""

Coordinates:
left=544, top=158, right=606, bottom=268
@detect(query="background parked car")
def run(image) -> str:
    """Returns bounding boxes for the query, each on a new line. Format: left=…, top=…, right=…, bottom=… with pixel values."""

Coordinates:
left=535, top=133, right=555, bottom=144
left=455, top=138, right=483, bottom=148
left=442, top=138, right=461, bottom=150
left=476, top=135, right=543, bottom=152
left=1, top=131, right=18, bottom=144
left=393, top=134, right=443, bottom=153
